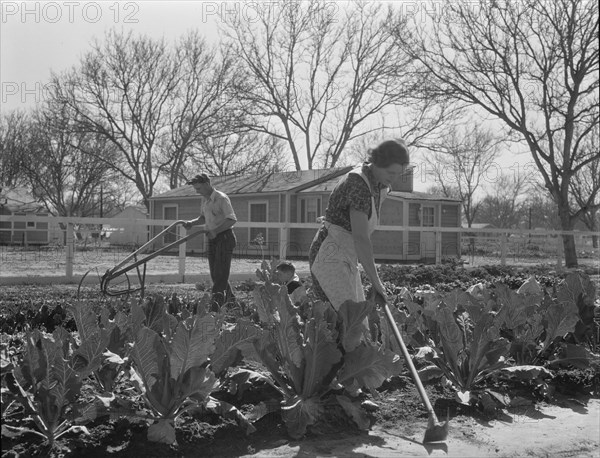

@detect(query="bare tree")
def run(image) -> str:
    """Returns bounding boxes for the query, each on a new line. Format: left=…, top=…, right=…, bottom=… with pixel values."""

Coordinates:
left=525, top=188, right=562, bottom=231
left=475, top=171, right=530, bottom=229
left=49, top=31, right=246, bottom=210
left=222, top=0, right=452, bottom=169
left=422, top=123, right=503, bottom=227
left=24, top=103, right=119, bottom=217
left=49, top=31, right=178, bottom=210
left=165, top=33, right=248, bottom=189
left=186, top=132, right=286, bottom=178
left=425, top=184, right=461, bottom=199
left=570, top=128, right=600, bottom=246
left=0, top=110, right=30, bottom=188
left=399, top=0, right=599, bottom=267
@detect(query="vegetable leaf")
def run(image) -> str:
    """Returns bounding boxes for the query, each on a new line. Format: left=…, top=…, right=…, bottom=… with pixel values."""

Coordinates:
left=281, top=395, right=322, bottom=439
left=301, top=318, right=341, bottom=397
left=169, top=314, right=216, bottom=380
left=338, top=344, right=402, bottom=390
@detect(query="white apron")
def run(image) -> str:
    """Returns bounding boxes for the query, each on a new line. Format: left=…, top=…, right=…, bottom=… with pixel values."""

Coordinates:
left=311, top=166, right=387, bottom=310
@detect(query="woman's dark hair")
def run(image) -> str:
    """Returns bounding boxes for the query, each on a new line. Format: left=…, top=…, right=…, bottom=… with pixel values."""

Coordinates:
left=367, top=139, right=409, bottom=168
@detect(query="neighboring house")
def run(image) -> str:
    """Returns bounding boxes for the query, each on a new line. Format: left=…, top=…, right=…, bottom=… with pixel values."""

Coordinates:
left=149, top=166, right=462, bottom=263
left=0, top=187, right=54, bottom=245
left=103, top=205, right=149, bottom=247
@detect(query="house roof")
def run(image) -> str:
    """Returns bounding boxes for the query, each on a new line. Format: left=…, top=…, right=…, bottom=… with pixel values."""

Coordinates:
left=294, top=178, right=462, bottom=203
left=112, top=205, right=149, bottom=218
left=387, top=191, right=461, bottom=203
left=151, top=167, right=353, bottom=199
left=297, top=175, right=344, bottom=193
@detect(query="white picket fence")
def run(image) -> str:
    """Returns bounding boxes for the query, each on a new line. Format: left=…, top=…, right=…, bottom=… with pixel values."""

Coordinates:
left=0, top=215, right=598, bottom=282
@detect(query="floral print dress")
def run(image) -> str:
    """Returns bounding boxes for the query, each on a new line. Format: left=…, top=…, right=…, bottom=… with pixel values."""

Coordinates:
left=308, top=163, right=386, bottom=307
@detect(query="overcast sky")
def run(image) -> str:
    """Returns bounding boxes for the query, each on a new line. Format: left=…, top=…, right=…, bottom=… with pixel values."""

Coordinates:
left=1, top=1, right=226, bottom=111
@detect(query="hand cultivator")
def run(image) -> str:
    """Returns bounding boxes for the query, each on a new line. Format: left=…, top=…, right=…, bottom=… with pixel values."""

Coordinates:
left=80, top=220, right=203, bottom=298
left=373, top=291, right=449, bottom=443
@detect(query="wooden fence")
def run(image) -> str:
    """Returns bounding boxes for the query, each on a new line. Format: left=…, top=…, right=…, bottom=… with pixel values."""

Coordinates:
left=1, top=215, right=598, bottom=282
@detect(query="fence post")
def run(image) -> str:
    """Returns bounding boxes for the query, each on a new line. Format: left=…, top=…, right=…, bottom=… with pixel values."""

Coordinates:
left=179, top=226, right=186, bottom=281
left=500, top=233, right=507, bottom=266
left=66, top=222, right=74, bottom=280
left=279, top=225, right=289, bottom=260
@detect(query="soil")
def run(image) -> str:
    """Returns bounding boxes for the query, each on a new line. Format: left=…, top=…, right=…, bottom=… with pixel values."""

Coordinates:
left=0, top=247, right=304, bottom=279
left=1, top=245, right=597, bottom=281
left=2, top=377, right=598, bottom=458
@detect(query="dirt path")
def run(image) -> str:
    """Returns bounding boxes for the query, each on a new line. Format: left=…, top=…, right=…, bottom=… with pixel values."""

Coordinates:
left=239, top=398, right=599, bottom=458
left=0, top=249, right=311, bottom=283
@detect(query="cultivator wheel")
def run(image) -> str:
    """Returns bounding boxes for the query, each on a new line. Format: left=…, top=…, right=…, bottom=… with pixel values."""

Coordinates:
left=77, top=268, right=106, bottom=300
left=100, top=269, right=135, bottom=298
left=78, top=267, right=135, bottom=300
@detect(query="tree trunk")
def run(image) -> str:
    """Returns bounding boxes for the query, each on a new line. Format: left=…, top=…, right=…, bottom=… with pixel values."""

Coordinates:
left=557, top=203, right=578, bottom=268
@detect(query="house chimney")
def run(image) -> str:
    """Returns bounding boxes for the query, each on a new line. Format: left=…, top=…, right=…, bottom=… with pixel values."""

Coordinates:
left=393, top=167, right=414, bottom=192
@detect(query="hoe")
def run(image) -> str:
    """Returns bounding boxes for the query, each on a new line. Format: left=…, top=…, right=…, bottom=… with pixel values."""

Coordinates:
left=373, top=291, right=449, bottom=443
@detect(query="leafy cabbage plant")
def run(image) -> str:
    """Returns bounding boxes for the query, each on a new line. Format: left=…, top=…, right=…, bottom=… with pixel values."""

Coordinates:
left=395, top=288, right=510, bottom=405
left=69, top=299, right=131, bottom=394
left=120, top=295, right=217, bottom=444
left=494, top=272, right=593, bottom=366
left=244, top=262, right=402, bottom=439
left=394, top=272, right=597, bottom=408
left=4, top=328, right=97, bottom=446
left=121, top=295, right=255, bottom=444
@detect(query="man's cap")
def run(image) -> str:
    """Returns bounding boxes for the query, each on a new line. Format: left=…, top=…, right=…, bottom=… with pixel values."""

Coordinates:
left=187, top=173, right=210, bottom=185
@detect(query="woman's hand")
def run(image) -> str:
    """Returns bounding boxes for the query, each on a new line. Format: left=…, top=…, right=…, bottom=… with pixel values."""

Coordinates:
left=373, top=281, right=388, bottom=305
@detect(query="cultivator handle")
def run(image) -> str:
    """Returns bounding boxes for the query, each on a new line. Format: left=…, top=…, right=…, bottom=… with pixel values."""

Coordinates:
left=100, top=220, right=204, bottom=296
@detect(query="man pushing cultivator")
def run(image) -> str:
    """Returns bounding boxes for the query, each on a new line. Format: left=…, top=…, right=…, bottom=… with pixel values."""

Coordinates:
left=183, top=173, right=237, bottom=312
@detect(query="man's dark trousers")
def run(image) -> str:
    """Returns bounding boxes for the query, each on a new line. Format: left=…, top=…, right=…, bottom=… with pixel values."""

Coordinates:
left=207, top=229, right=236, bottom=310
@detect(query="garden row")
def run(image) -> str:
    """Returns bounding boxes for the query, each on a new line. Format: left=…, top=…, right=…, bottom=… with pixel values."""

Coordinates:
left=1, top=261, right=599, bottom=453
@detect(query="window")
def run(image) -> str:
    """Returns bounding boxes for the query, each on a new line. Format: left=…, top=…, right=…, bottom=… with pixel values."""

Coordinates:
left=250, top=202, right=267, bottom=223
left=27, top=221, right=36, bottom=228
left=422, top=206, right=434, bottom=227
left=163, top=205, right=178, bottom=244
left=299, top=196, right=322, bottom=223
left=249, top=201, right=268, bottom=245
